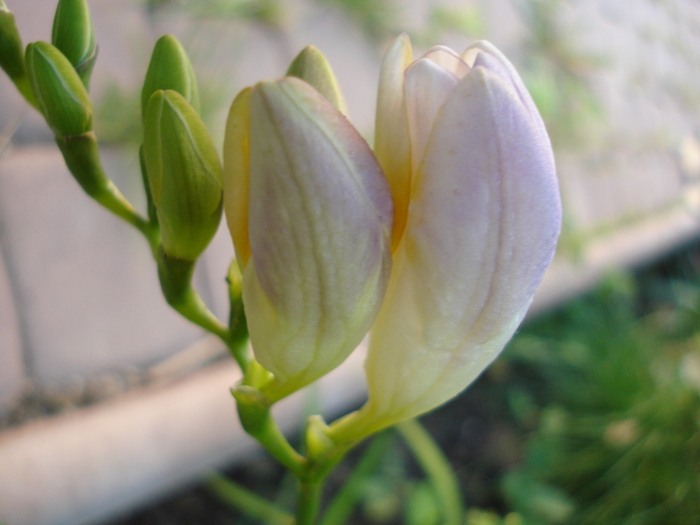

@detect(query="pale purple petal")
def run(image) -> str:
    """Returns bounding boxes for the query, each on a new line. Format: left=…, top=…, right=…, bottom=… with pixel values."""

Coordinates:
left=245, top=77, right=393, bottom=398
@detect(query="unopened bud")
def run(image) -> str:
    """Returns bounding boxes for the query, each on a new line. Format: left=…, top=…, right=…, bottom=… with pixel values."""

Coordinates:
left=141, top=35, right=200, bottom=119
left=25, top=41, right=93, bottom=137
left=286, top=45, right=346, bottom=114
left=0, top=0, right=25, bottom=82
left=142, top=89, right=222, bottom=261
left=51, top=0, right=97, bottom=88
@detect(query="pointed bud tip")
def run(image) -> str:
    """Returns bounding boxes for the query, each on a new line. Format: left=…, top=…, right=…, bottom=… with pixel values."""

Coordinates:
left=52, top=0, right=96, bottom=88
left=142, top=34, right=199, bottom=119
left=286, top=44, right=347, bottom=114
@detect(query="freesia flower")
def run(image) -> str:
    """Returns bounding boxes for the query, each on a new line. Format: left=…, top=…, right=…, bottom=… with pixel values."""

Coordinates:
left=223, top=74, right=393, bottom=402
left=332, top=36, right=562, bottom=441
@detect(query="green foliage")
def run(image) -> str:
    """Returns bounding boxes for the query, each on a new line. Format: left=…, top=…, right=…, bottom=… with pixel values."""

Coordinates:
left=144, top=0, right=284, bottom=28
left=315, top=0, right=398, bottom=41
left=503, top=254, right=700, bottom=525
left=465, top=509, right=524, bottom=525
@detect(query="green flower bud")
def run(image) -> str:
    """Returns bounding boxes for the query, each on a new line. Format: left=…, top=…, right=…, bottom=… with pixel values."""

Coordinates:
left=143, top=89, right=222, bottom=261
left=25, top=41, right=93, bottom=137
left=286, top=45, right=347, bottom=114
left=51, top=0, right=97, bottom=89
left=141, top=35, right=200, bottom=120
left=0, top=0, right=25, bottom=82
left=0, top=0, right=37, bottom=107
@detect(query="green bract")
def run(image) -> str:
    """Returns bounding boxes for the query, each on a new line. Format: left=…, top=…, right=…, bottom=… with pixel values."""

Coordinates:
left=141, top=35, right=200, bottom=119
left=286, top=45, right=347, bottom=115
left=25, top=41, right=93, bottom=137
left=52, top=0, right=96, bottom=88
left=143, top=89, right=223, bottom=261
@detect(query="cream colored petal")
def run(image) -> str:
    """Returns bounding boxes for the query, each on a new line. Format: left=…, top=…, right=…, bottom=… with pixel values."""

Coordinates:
left=421, top=45, right=470, bottom=78
left=362, top=66, right=561, bottom=425
left=223, top=87, right=252, bottom=268
left=374, top=34, right=413, bottom=250
left=246, top=77, right=393, bottom=401
left=404, top=57, right=460, bottom=176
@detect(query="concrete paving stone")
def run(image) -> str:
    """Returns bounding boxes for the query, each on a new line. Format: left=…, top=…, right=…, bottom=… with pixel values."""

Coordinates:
left=0, top=244, right=26, bottom=412
left=0, top=146, right=204, bottom=388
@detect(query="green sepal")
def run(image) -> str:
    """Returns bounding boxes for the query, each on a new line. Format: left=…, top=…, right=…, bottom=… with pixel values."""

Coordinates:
left=142, top=89, right=222, bottom=261
left=0, top=2, right=37, bottom=107
left=51, top=0, right=97, bottom=89
left=141, top=35, right=200, bottom=120
left=286, top=45, right=347, bottom=114
left=226, top=258, right=249, bottom=348
left=232, top=384, right=272, bottom=436
left=25, top=41, right=93, bottom=137
left=231, top=383, right=305, bottom=476
left=155, top=249, right=196, bottom=307
left=305, top=415, right=334, bottom=461
left=242, top=359, right=273, bottom=390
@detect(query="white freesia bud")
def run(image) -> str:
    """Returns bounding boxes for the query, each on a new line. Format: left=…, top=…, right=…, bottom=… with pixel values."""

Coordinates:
left=333, top=36, right=561, bottom=440
left=223, top=76, right=393, bottom=402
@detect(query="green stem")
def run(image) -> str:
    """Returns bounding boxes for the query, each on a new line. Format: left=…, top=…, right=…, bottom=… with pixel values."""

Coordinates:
left=396, top=419, right=464, bottom=525
left=233, top=386, right=306, bottom=477
left=225, top=325, right=251, bottom=373
left=319, top=431, right=395, bottom=525
left=208, top=472, right=294, bottom=525
left=157, top=251, right=233, bottom=345
left=296, top=479, right=324, bottom=525
left=55, top=133, right=158, bottom=247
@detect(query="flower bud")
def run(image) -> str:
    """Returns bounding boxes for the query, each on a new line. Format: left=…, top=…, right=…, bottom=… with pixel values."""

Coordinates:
left=223, top=77, right=393, bottom=402
left=141, top=35, right=200, bottom=120
left=143, top=89, right=223, bottom=261
left=286, top=45, right=347, bottom=115
left=51, top=0, right=97, bottom=89
left=25, top=41, right=93, bottom=137
left=334, top=36, right=562, bottom=439
left=0, top=1, right=26, bottom=83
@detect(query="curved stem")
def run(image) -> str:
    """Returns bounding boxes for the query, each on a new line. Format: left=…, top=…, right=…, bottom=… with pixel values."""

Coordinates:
left=55, top=133, right=157, bottom=247
left=319, top=431, right=395, bottom=525
left=208, top=472, right=294, bottom=525
left=233, top=386, right=306, bottom=477
left=157, top=251, right=233, bottom=343
left=396, top=419, right=464, bottom=525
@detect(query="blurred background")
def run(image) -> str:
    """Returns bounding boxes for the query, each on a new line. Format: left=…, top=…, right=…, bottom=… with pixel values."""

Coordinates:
left=0, top=0, right=699, bottom=524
